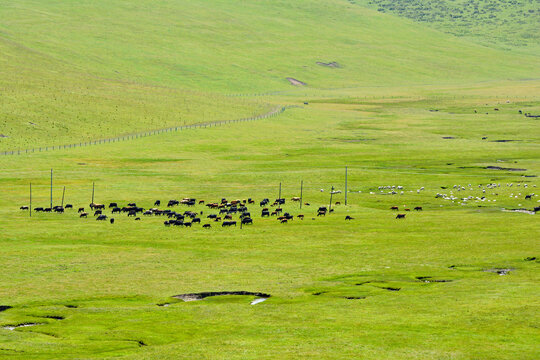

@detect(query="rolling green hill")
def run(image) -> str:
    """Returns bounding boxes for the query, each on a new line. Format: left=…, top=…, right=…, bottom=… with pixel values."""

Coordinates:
left=0, top=0, right=538, bottom=96
left=351, top=0, right=540, bottom=53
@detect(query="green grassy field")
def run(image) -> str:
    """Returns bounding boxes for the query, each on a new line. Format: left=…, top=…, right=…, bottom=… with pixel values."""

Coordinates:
left=1, top=0, right=539, bottom=359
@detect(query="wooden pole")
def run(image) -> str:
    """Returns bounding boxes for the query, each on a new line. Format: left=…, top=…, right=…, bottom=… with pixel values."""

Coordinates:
left=61, top=186, right=66, bottom=207
left=329, top=186, right=334, bottom=212
left=50, top=169, right=53, bottom=209
left=92, top=182, right=95, bottom=205
left=300, top=180, right=303, bottom=209
left=29, top=183, right=32, bottom=217
left=345, top=166, right=348, bottom=206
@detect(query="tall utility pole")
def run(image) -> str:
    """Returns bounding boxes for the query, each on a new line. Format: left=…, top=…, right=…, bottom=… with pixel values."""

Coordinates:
left=329, top=186, right=334, bottom=212
left=300, top=180, right=303, bottom=209
left=61, top=186, right=66, bottom=207
left=92, top=182, right=95, bottom=204
left=50, top=169, right=53, bottom=209
left=345, top=166, right=348, bottom=206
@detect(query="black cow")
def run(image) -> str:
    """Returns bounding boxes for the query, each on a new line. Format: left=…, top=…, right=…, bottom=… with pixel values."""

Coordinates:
left=94, top=210, right=102, bottom=216
left=110, top=218, right=115, bottom=224
left=203, top=224, right=211, bottom=229
left=525, top=195, right=533, bottom=200
left=183, top=222, right=192, bottom=227
left=65, top=204, right=73, bottom=209
left=164, top=220, right=171, bottom=226
left=112, top=207, right=122, bottom=214
left=44, top=208, right=52, bottom=212
left=414, top=206, right=423, bottom=211
left=261, top=210, right=270, bottom=217
left=78, top=207, right=85, bottom=213
left=20, top=206, right=29, bottom=210
left=192, top=218, right=201, bottom=224
left=54, top=207, right=64, bottom=213
left=80, top=212, right=88, bottom=218
left=396, top=214, right=406, bottom=219
left=96, top=214, right=107, bottom=221
left=222, top=221, right=237, bottom=227
left=128, top=203, right=136, bottom=207
left=345, top=216, right=354, bottom=220
left=34, top=207, right=44, bottom=212
left=207, top=214, right=217, bottom=219
left=109, top=202, right=117, bottom=208
left=241, top=218, right=253, bottom=225
left=168, top=200, right=179, bottom=207
left=154, top=200, right=161, bottom=206
left=127, top=210, right=137, bottom=217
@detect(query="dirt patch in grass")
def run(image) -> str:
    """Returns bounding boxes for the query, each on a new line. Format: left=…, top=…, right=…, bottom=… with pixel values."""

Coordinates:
left=286, top=78, right=306, bottom=86
left=484, top=268, right=513, bottom=276
left=173, top=291, right=271, bottom=302
left=316, top=61, right=341, bottom=68
left=486, top=166, right=527, bottom=171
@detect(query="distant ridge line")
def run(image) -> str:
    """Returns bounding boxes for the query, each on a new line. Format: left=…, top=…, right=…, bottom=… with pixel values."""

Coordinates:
left=1, top=105, right=297, bottom=156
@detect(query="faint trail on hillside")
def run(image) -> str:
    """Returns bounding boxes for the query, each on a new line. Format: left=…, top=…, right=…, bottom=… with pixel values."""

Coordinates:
left=0, top=105, right=299, bottom=156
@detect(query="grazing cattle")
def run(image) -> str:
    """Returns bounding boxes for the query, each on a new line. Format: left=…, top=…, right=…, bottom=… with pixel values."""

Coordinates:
left=78, top=207, right=85, bottom=213
left=525, top=195, right=533, bottom=200
left=345, top=216, right=354, bottom=220
left=214, top=217, right=222, bottom=222
left=414, top=206, right=423, bottom=211
left=90, top=203, right=105, bottom=210
left=261, top=210, right=270, bottom=217
left=164, top=220, right=171, bottom=227
left=183, top=222, right=192, bottom=227
left=96, top=214, right=107, bottom=221
left=291, top=197, right=301, bottom=202
left=280, top=219, right=288, bottom=224
left=207, top=214, right=217, bottom=219
left=94, top=210, right=102, bottom=216
left=199, top=200, right=205, bottom=204
left=248, top=199, right=255, bottom=204
left=134, top=217, right=141, bottom=221
left=110, top=218, right=115, bottom=224
left=54, top=207, right=64, bottom=213
left=219, top=209, right=228, bottom=214
left=271, top=211, right=278, bottom=216
left=275, top=208, right=283, bottom=213
left=34, top=207, right=44, bottom=212
left=317, top=211, right=326, bottom=217
left=109, top=202, right=117, bottom=208
left=390, top=206, right=399, bottom=210
left=172, top=220, right=183, bottom=226
left=335, top=201, right=341, bottom=205
left=128, top=210, right=137, bottom=217
left=128, top=203, right=136, bottom=207
left=203, top=224, right=211, bottom=228
left=112, top=207, right=122, bottom=214
left=222, top=221, right=237, bottom=227
left=154, top=200, right=161, bottom=206
left=404, top=208, right=410, bottom=212
left=318, top=206, right=327, bottom=212
left=240, top=212, right=251, bottom=219
left=80, top=212, right=88, bottom=218
left=304, top=202, right=310, bottom=206
left=241, top=218, right=253, bottom=225
left=297, top=214, right=304, bottom=220
left=168, top=200, right=179, bottom=207
left=143, top=210, right=153, bottom=216
left=396, top=214, right=406, bottom=219
left=224, top=215, right=233, bottom=220
left=65, top=204, right=73, bottom=209
left=20, top=206, right=29, bottom=210
left=192, top=218, right=201, bottom=224
left=534, top=206, right=540, bottom=213
left=44, top=208, right=52, bottom=212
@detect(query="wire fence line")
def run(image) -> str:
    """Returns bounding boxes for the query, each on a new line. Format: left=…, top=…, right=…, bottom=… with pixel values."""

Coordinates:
left=1, top=105, right=296, bottom=157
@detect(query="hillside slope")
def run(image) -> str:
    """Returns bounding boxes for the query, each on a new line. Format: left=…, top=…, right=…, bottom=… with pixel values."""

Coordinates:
left=351, top=0, right=540, bottom=53
left=0, top=0, right=538, bottom=94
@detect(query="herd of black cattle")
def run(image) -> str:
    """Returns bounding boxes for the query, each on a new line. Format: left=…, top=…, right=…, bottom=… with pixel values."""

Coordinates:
left=21, top=197, right=359, bottom=228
